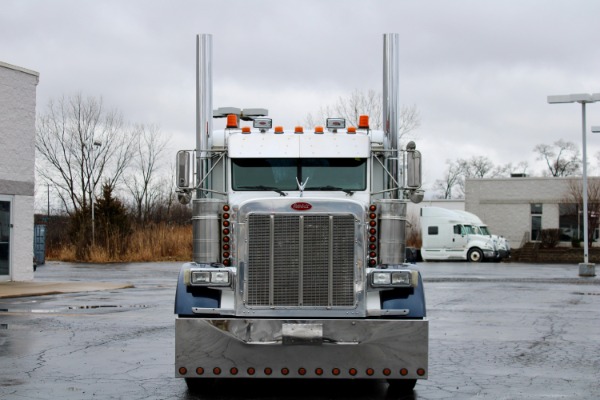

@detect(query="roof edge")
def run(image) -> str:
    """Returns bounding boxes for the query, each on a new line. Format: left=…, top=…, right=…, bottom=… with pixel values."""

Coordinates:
left=0, top=61, right=40, bottom=77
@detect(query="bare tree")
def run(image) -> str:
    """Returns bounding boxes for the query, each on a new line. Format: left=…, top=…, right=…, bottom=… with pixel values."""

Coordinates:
left=534, top=139, right=581, bottom=177
left=36, top=94, right=137, bottom=215
left=36, top=95, right=134, bottom=214
left=433, top=160, right=463, bottom=199
left=304, top=89, right=420, bottom=143
left=562, top=178, right=600, bottom=243
left=124, top=124, right=168, bottom=223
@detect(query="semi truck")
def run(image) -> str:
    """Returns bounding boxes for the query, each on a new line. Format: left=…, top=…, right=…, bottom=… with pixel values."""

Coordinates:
left=420, top=206, right=505, bottom=262
left=174, top=34, right=428, bottom=392
left=453, top=210, right=511, bottom=260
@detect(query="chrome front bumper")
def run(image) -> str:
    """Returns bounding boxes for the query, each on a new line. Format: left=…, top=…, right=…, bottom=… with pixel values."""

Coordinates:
left=175, top=317, right=428, bottom=379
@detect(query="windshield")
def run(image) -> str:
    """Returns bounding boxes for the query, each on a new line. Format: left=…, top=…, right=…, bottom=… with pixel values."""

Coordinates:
left=232, top=158, right=367, bottom=192
left=479, top=226, right=491, bottom=235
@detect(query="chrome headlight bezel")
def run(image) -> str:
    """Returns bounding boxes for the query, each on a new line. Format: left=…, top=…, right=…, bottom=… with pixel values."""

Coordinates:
left=185, top=267, right=233, bottom=287
left=369, top=269, right=417, bottom=288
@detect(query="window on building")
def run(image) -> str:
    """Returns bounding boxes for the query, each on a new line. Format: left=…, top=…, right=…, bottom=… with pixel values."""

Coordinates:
left=531, top=203, right=542, bottom=241
left=559, top=203, right=579, bottom=242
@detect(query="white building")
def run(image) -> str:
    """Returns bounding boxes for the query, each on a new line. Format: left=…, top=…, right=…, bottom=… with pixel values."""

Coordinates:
left=0, top=61, right=39, bottom=281
left=465, top=176, right=596, bottom=249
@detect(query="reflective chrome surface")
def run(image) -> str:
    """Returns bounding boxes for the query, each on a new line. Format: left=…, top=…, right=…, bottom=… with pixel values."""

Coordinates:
left=175, top=317, right=428, bottom=379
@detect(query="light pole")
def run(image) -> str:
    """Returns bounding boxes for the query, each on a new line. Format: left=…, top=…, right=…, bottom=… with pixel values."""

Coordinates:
left=91, top=140, right=102, bottom=246
left=548, top=93, right=600, bottom=276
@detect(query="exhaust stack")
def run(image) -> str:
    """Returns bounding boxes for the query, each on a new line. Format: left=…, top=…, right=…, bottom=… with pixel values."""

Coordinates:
left=383, top=33, right=400, bottom=199
left=196, top=34, right=212, bottom=199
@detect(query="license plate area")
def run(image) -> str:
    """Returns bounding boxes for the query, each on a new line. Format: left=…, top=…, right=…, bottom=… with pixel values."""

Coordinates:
left=282, top=323, right=323, bottom=345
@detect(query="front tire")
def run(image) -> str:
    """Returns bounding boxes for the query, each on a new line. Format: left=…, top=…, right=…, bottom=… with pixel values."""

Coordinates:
left=467, top=248, right=483, bottom=262
left=185, top=378, right=216, bottom=394
left=387, top=379, right=417, bottom=391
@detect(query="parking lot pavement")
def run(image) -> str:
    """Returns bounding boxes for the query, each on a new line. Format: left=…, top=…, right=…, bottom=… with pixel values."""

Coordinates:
left=0, top=261, right=599, bottom=400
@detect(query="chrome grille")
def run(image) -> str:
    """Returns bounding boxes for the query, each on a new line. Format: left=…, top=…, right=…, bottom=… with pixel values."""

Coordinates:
left=246, top=214, right=356, bottom=307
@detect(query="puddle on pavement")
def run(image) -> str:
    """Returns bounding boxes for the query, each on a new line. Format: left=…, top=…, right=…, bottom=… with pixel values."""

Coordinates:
left=0, top=304, right=153, bottom=313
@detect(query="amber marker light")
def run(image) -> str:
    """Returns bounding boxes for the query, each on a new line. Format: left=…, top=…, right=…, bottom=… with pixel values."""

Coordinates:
left=274, top=126, right=284, bottom=134
left=347, top=126, right=357, bottom=134
left=294, top=126, right=304, bottom=134
left=358, top=115, right=369, bottom=129
left=315, top=126, right=324, bottom=134
left=241, top=126, right=251, bottom=134
left=226, top=114, right=238, bottom=128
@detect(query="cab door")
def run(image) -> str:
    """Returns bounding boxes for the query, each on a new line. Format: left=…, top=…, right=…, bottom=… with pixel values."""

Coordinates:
left=450, top=224, right=468, bottom=250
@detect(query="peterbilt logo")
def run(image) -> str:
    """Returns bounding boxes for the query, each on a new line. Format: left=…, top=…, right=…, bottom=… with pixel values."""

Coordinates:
left=291, top=202, right=312, bottom=211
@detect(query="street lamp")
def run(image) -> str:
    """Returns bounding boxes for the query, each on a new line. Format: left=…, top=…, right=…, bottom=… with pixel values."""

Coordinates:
left=548, top=93, right=600, bottom=276
left=91, top=140, right=102, bottom=246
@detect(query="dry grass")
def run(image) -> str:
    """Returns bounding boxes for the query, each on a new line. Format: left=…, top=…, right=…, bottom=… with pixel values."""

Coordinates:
left=47, top=223, right=193, bottom=263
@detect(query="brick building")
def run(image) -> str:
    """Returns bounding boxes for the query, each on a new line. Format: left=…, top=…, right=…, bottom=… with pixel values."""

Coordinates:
left=0, top=61, right=39, bottom=281
left=465, top=176, right=596, bottom=249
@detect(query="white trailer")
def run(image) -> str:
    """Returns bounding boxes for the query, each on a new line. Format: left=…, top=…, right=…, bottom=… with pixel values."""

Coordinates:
left=420, top=206, right=498, bottom=262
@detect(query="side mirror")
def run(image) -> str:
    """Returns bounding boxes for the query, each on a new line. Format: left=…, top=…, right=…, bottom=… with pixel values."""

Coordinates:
left=177, top=151, right=191, bottom=188
left=406, top=142, right=421, bottom=189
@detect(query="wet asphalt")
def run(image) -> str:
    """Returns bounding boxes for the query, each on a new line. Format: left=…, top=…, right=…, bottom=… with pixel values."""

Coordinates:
left=1, top=261, right=599, bottom=400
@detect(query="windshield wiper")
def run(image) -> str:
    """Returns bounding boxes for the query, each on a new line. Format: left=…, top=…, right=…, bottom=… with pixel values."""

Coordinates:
left=306, top=185, right=355, bottom=195
left=237, top=186, right=288, bottom=196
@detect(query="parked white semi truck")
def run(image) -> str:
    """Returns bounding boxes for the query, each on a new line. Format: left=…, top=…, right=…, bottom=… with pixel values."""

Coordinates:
left=453, top=210, right=511, bottom=260
left=174, top=34, right=428, bottom=393
left=420, top=206, right=506, bottom=262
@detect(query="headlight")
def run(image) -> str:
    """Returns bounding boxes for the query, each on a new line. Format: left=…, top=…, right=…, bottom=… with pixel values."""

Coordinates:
left=188, top=269, right=231, bottom=287
left=370, top=269, right=415, bottom=288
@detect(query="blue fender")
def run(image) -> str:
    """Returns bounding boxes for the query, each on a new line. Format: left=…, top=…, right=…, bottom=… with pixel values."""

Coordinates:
left=380, top=272, right=426, bottom=318
left=174, top=263, right=220, bottom=316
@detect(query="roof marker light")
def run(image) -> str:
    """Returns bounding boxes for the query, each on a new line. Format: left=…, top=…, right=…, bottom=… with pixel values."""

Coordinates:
left=347, top=126, right=357, bottom=134
left=241, top=126, right=251, bottom=134
left=274, top=126, right=284, bottom=134
left=358, top=115, right=369, bottom=129
left=315, top=126, right=324, bottom=134
left=294, top=126, right=304, bottom=134
left=226, top=114, right=238, bottom=128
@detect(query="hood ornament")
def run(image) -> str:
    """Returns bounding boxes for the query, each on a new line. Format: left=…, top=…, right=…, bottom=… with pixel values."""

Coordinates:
left=296, top=177, right=309, bottom=197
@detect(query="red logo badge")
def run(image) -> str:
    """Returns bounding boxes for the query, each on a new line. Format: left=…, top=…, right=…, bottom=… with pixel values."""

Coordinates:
left=291, top=202, right=312, bottom=211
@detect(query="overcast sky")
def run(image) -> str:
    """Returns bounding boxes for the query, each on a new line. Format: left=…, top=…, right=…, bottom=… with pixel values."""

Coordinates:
left=3, top=0, right=600, bottom=199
